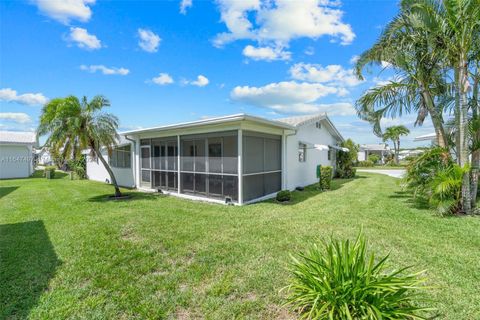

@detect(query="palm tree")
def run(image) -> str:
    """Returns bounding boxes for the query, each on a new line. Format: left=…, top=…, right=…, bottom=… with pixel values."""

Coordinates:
left=382, top=125, right=410, bottom=164
left=412, top=0, right=480, bottom=213
left=355, top=3, right=448, bottom=147
left=38, top=95, right=123, bottom=197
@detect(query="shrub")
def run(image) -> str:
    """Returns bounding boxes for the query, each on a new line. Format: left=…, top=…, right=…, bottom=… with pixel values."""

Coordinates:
left=319, top=166, right=332, bottom=190
left=336, top=139, right=357, bottom=179
left=357, top=160, right=374, bottom=167
left=429, top=164, right=468, bottom=215
left=276, top=190, right=291, bottom=202
left=44, top=166, right=56, bottom=179
left=403, top=147, right=452, bottom=199
left=284, top=232, right=430, bottom=319
left=66, top=157, right=87, bottom=179
left=367, top=154, right=380, bottom=164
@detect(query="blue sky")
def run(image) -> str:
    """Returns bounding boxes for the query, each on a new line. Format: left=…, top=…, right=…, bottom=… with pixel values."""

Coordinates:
left=0, top=0, right=434, bottom=147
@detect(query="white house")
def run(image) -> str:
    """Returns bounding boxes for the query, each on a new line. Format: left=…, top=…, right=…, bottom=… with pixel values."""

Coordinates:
left=414, top=133, right=437, bottom=145
left=86, top=113, right=345, bottom=205
left=34, top=147, right=53, bottom=166
left=0, top=131, right=38, bottom=179
left=357, top=143, right=392, bottom=164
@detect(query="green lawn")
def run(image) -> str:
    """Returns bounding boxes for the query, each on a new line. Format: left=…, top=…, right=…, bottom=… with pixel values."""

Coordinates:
left=1, top=171, right=479, bottom=319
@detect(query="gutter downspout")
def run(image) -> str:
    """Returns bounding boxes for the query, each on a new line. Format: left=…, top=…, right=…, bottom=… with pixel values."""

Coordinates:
left=124, top=135, right=137, bottom=189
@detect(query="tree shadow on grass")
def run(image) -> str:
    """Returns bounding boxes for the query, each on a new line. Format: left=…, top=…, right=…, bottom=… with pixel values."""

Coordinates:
left=0, top=220, right=60, bottom=319
left=388, top=191, right=431, bottom=210
left=0, top=186, right=19, bottom=199
left=88, top=191, right=165, bottom=202
left=267, top=176, right=367, bottom=206
left=31, top=170, right=68, bottom=179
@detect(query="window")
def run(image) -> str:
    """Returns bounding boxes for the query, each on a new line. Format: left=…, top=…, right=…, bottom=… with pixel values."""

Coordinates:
left=298, top=143, right=307, bottom=162
left=110, top=145, right=131, bottom=168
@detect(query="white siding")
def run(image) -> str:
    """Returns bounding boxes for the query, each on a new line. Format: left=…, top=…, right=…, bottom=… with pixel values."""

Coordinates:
left=0, top=145, right=33, bottom=179
left=285, top=122, right=339, bottom=190
left=357, top=151, right=366, bottom=161
left=86, top=148, right=135, bottom=188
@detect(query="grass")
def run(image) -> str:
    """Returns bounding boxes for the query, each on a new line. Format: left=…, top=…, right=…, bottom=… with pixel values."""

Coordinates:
left=1, top=171, right=479, bottom=319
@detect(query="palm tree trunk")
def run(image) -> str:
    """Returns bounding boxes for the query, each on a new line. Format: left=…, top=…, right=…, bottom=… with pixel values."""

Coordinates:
left=470, top=68, right=480, bottom=209
left=395, top=139, right=400, bottom=164
left=457, top=57, right=472, bottom=213
left=421, top=90, right=447, bottom=148
left=93, top=146, right=122, bottom=197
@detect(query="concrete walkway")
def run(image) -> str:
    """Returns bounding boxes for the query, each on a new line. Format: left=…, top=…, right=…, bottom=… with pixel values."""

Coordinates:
left=356, top=169, right=406, bottom=179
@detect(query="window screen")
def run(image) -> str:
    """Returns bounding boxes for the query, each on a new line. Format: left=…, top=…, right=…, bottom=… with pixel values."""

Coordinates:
left=243, top=136, right=264, bottom=174
left=264, top=138, right=281, bottom=171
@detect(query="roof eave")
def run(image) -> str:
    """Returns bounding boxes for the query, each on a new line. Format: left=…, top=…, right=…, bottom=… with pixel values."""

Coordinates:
left=122, top=113, right=295, bottom=136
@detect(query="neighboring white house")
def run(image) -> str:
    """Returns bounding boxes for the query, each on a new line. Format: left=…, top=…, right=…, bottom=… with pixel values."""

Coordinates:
left=357, top=143, right=392, bottom=164
left=34, top=147, right=53, bottom=166
left=86, top=113, right=345, bottom=205
left=414, top=133, right=437, bottom=145
left=0, top=131, right=38, bottom=179
left=85, top=136, right=135, bottom=188
left=398, top=149, right=424, bottom=160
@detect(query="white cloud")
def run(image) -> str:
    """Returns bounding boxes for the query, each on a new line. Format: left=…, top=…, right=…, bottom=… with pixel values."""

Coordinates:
left=304, top=46, right=315, bottom=56
left=32, top=0, right=95, bottom=24
left=349, top=55, right=359, bottom=64
left=188, top=75, right=209, bottom=87
left=180, top=0, right=192, bottom=14
left=289, top=63, right=363, bottom=87
left=242, top=45, right=291, bottom=61
left=152, top=73, right=174, bottom=85
left=0, top=88, right=48, bottom=106
left=214, top=0, right=355, bottom=54
left=230, top=81, right=351, bottom=114
left=381, top=61, right=393, bottom=69
left=67, top=27, right=102, bottom=50
left=138, top=28, right=161, bottom=53
left=80, top=65, right=130, bottom=75
left=0, top=112, right=32, bottom=123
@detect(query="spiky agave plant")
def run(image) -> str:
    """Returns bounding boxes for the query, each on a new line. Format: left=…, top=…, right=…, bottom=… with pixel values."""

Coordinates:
left=283, top=232, right=431, bottom=319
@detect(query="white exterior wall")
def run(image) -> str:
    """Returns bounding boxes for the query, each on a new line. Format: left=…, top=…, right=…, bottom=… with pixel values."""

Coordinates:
left=357, top=151, right=366, bottom=162
left=0, top=144, right=34, bottom=179
left=86, top=147, right=135, bottom=188
left=285, top=122, right=339, bottom=190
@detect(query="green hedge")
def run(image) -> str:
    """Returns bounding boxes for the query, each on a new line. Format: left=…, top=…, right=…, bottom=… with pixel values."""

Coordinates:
left=319, top=166, right=333, bottom=190
left=44, top=166, right=56, bottom=179
left=357, top=160, right=374, bottom=167
left=276, top=190, right=291, bottom=202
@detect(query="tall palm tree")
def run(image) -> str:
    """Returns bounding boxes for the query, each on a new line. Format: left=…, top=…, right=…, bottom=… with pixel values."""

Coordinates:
left=355, top=3, right=448, bottom=147
left=413, top=0, right=480, bottom=213
left=38, top=95, right=122, bottom=197
left=382, top=125, right=410, bottom=164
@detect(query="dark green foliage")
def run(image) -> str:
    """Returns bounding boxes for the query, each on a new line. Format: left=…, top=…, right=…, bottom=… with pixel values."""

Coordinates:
left=276, top=190, right=291, bottom=202
left=403, top=147, right=452, bottom=197
left=402, top=147, right=466, bottom=214
left=336, top=139, right=357, bottom=178
left=67, top=157, right=87, bottom=179
left=357, top=160, right=374, bottom=167
left=284, top=232, right=430, bottom=319
left=319, top=166, right=332, bottom=190
left=44, top=166, right=56, bottom=179
left=367, top=154, right=380, bottom=164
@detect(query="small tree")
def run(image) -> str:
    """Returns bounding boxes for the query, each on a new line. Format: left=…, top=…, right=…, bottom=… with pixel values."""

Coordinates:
left=336, top=139, right=358, bottom=178
left=382, top=125, right=410, bottom=164
left=38, top=95, right=123, bottom=197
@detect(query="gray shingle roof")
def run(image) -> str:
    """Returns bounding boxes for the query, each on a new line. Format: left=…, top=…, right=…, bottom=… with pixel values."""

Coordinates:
left=275, top=113, right=327, bottom=127
left=0, top=131, right=37, bottom=145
